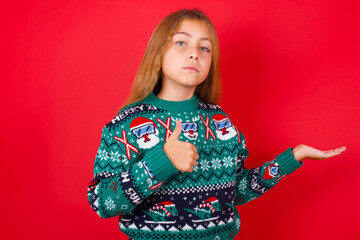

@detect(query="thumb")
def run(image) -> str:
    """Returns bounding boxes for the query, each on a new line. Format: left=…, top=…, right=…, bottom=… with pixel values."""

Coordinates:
left=169, top=120, right=182, bottom=140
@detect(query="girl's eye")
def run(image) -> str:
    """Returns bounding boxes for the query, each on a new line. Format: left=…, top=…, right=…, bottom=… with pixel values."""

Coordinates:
left=175, top=41, right=186, bottom=46
left=175, top=41, right=211, bottom=52
left=200, top=46, right=210, bottom=52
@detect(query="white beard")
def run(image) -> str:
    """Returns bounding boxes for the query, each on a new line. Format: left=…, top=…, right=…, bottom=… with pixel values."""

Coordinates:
left=216, top=127, right=237, bottom=141
left=137, top=129, right=160, bottom=149
left=183, top=131, right=198, bottom=140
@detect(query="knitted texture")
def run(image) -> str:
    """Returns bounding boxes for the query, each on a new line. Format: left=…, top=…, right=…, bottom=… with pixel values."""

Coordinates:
left=87, top=93, right=302, bottom=240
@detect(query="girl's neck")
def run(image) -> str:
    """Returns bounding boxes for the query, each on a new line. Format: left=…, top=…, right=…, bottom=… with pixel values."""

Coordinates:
left=156, top=86, right=196, bottom=101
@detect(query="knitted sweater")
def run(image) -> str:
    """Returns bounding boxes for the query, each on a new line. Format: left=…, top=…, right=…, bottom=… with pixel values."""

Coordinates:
left=87, top=93, right=302, bottom=240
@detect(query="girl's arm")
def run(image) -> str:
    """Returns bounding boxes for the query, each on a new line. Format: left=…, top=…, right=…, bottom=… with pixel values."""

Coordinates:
left=233, top=129, right=346, bottom=206
left=87, top=126, right=179, bottom=218
left=292, top=144, right=346, bottom=162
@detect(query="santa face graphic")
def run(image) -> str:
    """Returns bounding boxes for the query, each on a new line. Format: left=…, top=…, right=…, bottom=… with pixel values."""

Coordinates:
left=130, top=117, right=160, bottom=149
left=212, top=114, right=237, bottom=141
left=263, top=163, right=279, bottom=180
left=181, top=121, right=198, bottom=140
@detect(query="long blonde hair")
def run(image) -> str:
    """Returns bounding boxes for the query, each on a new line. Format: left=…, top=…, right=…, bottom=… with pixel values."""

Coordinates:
left=118, top=8, right=222, bottom=111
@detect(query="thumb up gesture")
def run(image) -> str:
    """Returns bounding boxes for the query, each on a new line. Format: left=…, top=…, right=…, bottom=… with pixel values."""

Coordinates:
left=163, top=120, right=199, bottom=172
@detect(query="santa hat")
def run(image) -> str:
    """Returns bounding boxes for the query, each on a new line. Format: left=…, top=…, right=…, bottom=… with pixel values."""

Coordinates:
left=212, top=114, right=229, bottom=123
left=204, top=197, right=219, bottom=203
left=157, top=201, right=175, bottom=207
left=130, top=117, right=157, bottom=130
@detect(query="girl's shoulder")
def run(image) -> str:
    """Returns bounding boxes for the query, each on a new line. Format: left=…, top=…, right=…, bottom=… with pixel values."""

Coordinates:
left=198, top=101, right=234, bottom=120
left=104, top=98, right=163, bottom=130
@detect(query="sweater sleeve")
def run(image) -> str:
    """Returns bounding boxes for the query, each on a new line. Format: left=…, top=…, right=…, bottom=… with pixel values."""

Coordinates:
left=87, top=126, right=179, bottom=218
left=234, top=129, right=303, bottom=205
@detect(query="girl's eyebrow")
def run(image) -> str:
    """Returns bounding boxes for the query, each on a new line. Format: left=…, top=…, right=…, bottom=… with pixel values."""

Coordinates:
left=173, top=32, right=212, bottom=43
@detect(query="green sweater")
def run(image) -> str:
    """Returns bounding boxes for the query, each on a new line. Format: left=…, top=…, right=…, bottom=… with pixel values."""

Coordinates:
left=87, top=93, right=302, bottom=240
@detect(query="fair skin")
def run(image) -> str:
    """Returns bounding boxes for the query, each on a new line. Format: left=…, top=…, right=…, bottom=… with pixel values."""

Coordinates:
left=157, top=19, right=212, bottom=101
left=160, top=20, right=346, bottom=172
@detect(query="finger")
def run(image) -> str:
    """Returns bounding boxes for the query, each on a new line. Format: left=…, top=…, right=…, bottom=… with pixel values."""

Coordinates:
left=327, top=146, right=346, bottom=152
left=323, top=153, right=341, bottom=159
left=325, top=150, right=341, bottom=155
left=335, top=146, right=347, bottom=152
left=188, top=143, right=197, bottom=152
left=324, top=147, right=346, bottom=155
left=194, top=152, right=199, bottom=160
left=169, top=120, right=182, bottom=140
left=323, top=150, right=343, bottom=159
left=191, top=160, right=198, bottom=166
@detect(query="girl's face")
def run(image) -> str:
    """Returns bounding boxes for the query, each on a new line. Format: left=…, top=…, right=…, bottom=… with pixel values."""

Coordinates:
left=161, top=19, right=213, bottom=91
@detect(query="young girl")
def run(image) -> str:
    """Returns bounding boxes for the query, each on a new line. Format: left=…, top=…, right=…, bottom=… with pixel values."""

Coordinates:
left=87, top=9, right=346, bottom=240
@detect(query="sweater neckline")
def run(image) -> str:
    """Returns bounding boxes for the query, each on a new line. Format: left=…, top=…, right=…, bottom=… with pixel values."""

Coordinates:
left=144, top=93, right=200, bottom=112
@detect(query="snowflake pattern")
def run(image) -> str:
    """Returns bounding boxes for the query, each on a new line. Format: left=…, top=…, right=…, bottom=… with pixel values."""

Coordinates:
left=238, top=178, right=247, bottom=193
left=236, top=218, right=240, bottom=229
left=105, top=197, right=116, bottom=210
left=97, top=149, right=108, bottom=161
left=193, top=164, right=199, bottom=172
left=199, top=159, right=210, bottom=171
left=241, top=140, right=246, bottom=149
left=109, top=151, right=121, bottom=162
left=223, top=156, right=234, bottom=168
left=211, top=158, right=222, bottom=170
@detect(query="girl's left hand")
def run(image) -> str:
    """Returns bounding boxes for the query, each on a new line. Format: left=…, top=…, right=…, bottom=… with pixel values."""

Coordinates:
left=292, top=144, right=346, bottom=162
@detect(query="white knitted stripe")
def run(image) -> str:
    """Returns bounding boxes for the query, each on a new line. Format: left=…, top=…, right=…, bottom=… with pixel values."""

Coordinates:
left=153, top=181, right=235, bottom=195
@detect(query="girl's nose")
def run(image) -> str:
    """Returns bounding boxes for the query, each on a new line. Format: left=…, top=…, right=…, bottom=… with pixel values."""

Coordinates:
left=189, top=55, right=198, bottom=60
left=189, top=47, right=199, bottom=60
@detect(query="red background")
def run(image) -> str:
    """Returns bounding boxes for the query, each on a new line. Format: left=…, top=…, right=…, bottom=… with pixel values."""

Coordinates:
left=2, top=0, right=359, bottom=239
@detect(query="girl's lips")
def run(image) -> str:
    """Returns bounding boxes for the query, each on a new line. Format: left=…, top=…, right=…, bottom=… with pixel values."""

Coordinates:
left=183, top=67, right=199, bottom=72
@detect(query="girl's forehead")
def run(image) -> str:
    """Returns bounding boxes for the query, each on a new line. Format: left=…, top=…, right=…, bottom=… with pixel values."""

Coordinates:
left=173, top=20, right=212, bottom=42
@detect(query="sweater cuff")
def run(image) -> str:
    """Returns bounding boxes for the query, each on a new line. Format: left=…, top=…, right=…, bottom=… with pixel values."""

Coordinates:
left=143, top=144, right=179, bottom=183
left=276, top=147, right=303, bottom=175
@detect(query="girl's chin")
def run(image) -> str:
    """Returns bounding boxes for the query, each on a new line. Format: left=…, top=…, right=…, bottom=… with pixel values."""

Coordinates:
left=163, top=76, right=206, bottom=88
left=178, top=78, right=205, bottom=86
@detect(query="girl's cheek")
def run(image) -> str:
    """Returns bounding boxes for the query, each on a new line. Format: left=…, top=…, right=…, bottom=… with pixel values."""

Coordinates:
left=175, top=44, right=186, bottom=51
left=202, top=54, right=212, bottom=64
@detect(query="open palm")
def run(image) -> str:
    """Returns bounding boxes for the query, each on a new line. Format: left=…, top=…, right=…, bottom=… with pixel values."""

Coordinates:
left=293, top=144, right=346, bottom=161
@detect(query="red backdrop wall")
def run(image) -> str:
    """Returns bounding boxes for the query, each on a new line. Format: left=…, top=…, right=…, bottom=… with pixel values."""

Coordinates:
left=2, top=0, right=359, bottom=239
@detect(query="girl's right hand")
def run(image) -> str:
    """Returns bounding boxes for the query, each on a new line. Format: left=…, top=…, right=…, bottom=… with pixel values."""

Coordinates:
left=292, top=144, right=346, bottom=162
left=163, top=120, right=199, bottom=172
